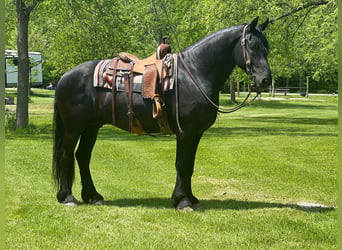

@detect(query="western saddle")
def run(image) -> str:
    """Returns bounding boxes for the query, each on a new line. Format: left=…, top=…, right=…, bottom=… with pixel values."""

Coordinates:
left=103, top=38, right=174, bottom=134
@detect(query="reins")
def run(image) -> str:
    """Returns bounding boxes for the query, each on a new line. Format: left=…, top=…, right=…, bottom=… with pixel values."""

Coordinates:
left=178, top=53, right=258, bottom=114
left=174, top=25, right=260, bottom=134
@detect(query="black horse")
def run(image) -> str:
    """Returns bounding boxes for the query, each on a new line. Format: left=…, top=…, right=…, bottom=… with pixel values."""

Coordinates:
left=53, top=17, right=271, bottom=210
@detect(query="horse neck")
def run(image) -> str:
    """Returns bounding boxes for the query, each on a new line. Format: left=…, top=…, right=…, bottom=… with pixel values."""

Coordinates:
left=182, top=25, right=242, bottom=93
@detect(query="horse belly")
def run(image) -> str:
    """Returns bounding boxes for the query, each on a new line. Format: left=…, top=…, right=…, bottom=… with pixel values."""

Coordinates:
left=114, top=92, right=160, bottom=134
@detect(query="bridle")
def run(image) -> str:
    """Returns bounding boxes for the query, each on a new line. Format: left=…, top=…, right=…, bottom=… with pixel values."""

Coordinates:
left=177, top=25, right=259, bottom=115
left=241, top=25, right=255, bottom=83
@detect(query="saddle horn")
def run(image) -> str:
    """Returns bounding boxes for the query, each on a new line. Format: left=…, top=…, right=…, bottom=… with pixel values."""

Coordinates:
left=157, top=36, right=171, bottom=60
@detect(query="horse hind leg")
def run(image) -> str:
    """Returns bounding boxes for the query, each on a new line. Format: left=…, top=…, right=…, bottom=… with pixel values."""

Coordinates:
left=54, top=131, right=81, bottom=205
left=76, top=126, right=104, bottom=205
left=53, top=101, right=80, bottom=205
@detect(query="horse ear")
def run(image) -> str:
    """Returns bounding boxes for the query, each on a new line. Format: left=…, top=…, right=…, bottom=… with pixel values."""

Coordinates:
left=249, top=17, right=259, bottom=30
left=259, top=18, right=269, bottom=31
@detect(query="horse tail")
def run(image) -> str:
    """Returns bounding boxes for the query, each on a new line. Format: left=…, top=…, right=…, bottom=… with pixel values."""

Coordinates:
left=52, top=101, right=64, bottom=187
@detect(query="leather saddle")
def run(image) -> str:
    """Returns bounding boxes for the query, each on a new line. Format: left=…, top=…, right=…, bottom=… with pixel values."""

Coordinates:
left=118, top=52, right=162, bottom=74
left=118, top=37, right=171, bottom=74
left=103, top=40, right=173, bottom=134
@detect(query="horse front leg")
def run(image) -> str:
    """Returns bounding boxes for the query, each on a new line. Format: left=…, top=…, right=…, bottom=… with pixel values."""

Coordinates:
left=172, top=131, right=203, bottom=210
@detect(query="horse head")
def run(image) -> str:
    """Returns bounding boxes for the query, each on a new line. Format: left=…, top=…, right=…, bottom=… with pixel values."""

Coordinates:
left=234, top=17, right=271, bottom=92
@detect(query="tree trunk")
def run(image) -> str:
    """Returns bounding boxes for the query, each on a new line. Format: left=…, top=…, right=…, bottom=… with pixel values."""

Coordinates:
left=230, top=78, right=236, bottom=103
left=15, top=0, right=31, bottom=129
left=306, top=76, right=309, bottom=98
left=271, top=78, right=275, bottom=97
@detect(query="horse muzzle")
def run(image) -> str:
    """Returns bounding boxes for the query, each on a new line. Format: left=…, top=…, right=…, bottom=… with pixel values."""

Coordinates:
left=252, top=72, right=271, bottom=93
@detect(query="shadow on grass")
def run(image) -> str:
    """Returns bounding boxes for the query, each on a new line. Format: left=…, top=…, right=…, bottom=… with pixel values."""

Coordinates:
left=96, top=126, right=175, bottom=141
left=5, top=123, right=53, bottom=140
left=30, top=89, right=55, bottom=98
left=104, top=198, right=335, bottom=213
left=241, top=116, right=338, bottom=126
left=220, top=99, right=336, bottom=110
left=205, top=127, right=337, bottom=138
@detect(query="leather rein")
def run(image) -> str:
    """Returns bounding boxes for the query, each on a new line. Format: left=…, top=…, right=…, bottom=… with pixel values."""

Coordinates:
left=178, top=25, right=259, bottom=114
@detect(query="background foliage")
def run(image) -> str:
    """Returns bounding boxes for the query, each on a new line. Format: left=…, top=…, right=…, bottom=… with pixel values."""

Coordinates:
left=5, top=0, right=337, bottom=92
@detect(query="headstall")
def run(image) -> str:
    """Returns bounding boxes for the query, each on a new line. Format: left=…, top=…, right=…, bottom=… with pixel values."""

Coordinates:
left=178, top=25, right=259, bottom=115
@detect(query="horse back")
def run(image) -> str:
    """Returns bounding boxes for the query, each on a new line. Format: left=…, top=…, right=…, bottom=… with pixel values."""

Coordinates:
left=57, top=60, right=100, bottom=90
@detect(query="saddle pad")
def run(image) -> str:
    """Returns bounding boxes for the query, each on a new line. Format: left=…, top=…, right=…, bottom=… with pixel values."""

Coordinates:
left=93, top=59, right=111, bottom=89
left=116, top=75, right=143, bottom=93
left=93, top=54, right=177, bottom=92
left=93, top=59, right=143, bottom=93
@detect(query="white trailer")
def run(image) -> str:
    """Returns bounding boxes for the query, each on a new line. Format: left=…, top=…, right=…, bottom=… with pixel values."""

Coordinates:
left=5, top=50, right=43, bottom=87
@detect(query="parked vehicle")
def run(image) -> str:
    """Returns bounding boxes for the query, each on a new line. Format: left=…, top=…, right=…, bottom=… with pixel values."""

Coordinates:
left=5, top=50, right=43, bottom=87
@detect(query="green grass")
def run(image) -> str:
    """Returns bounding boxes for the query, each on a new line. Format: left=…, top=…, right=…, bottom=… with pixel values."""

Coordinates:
left=5, top=89, right=338, bottom=249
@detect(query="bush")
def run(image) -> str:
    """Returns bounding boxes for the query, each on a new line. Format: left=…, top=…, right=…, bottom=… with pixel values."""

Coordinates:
left=5, top=110, right=16, bottom=132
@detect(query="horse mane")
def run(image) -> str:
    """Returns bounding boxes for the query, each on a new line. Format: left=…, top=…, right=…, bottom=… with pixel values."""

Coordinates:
left=182, top=25, right=244, bottom=53
left=183, top=23, right=269, bottom=55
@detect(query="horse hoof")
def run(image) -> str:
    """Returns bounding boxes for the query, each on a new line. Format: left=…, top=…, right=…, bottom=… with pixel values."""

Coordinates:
left=175, top=197, right=197, bottom=211
left=177, top=206, right=194, bottom=212
left=62, top=195, right=78, bottom=206
left=65, top=202, right=77, bottom=206
left=92, top=199, right=105, bottom=205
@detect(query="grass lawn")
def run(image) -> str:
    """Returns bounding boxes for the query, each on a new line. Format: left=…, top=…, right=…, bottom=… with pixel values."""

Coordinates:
left=5, top=89, right=338, bottom=249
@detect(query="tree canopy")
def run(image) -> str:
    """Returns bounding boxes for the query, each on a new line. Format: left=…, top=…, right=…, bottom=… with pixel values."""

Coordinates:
left=5, top=0, right=337, bottom=92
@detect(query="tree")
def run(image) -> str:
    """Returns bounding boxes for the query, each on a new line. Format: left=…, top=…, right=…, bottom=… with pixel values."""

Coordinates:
left=6, top=0, right=336, bottom=94
left=268, top=0, right=337, bottom=89
left=15, top=0, right=42, bottom=129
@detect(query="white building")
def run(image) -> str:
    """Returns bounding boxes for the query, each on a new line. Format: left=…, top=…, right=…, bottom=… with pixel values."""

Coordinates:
left=5, top=50, right=43, bottom=87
